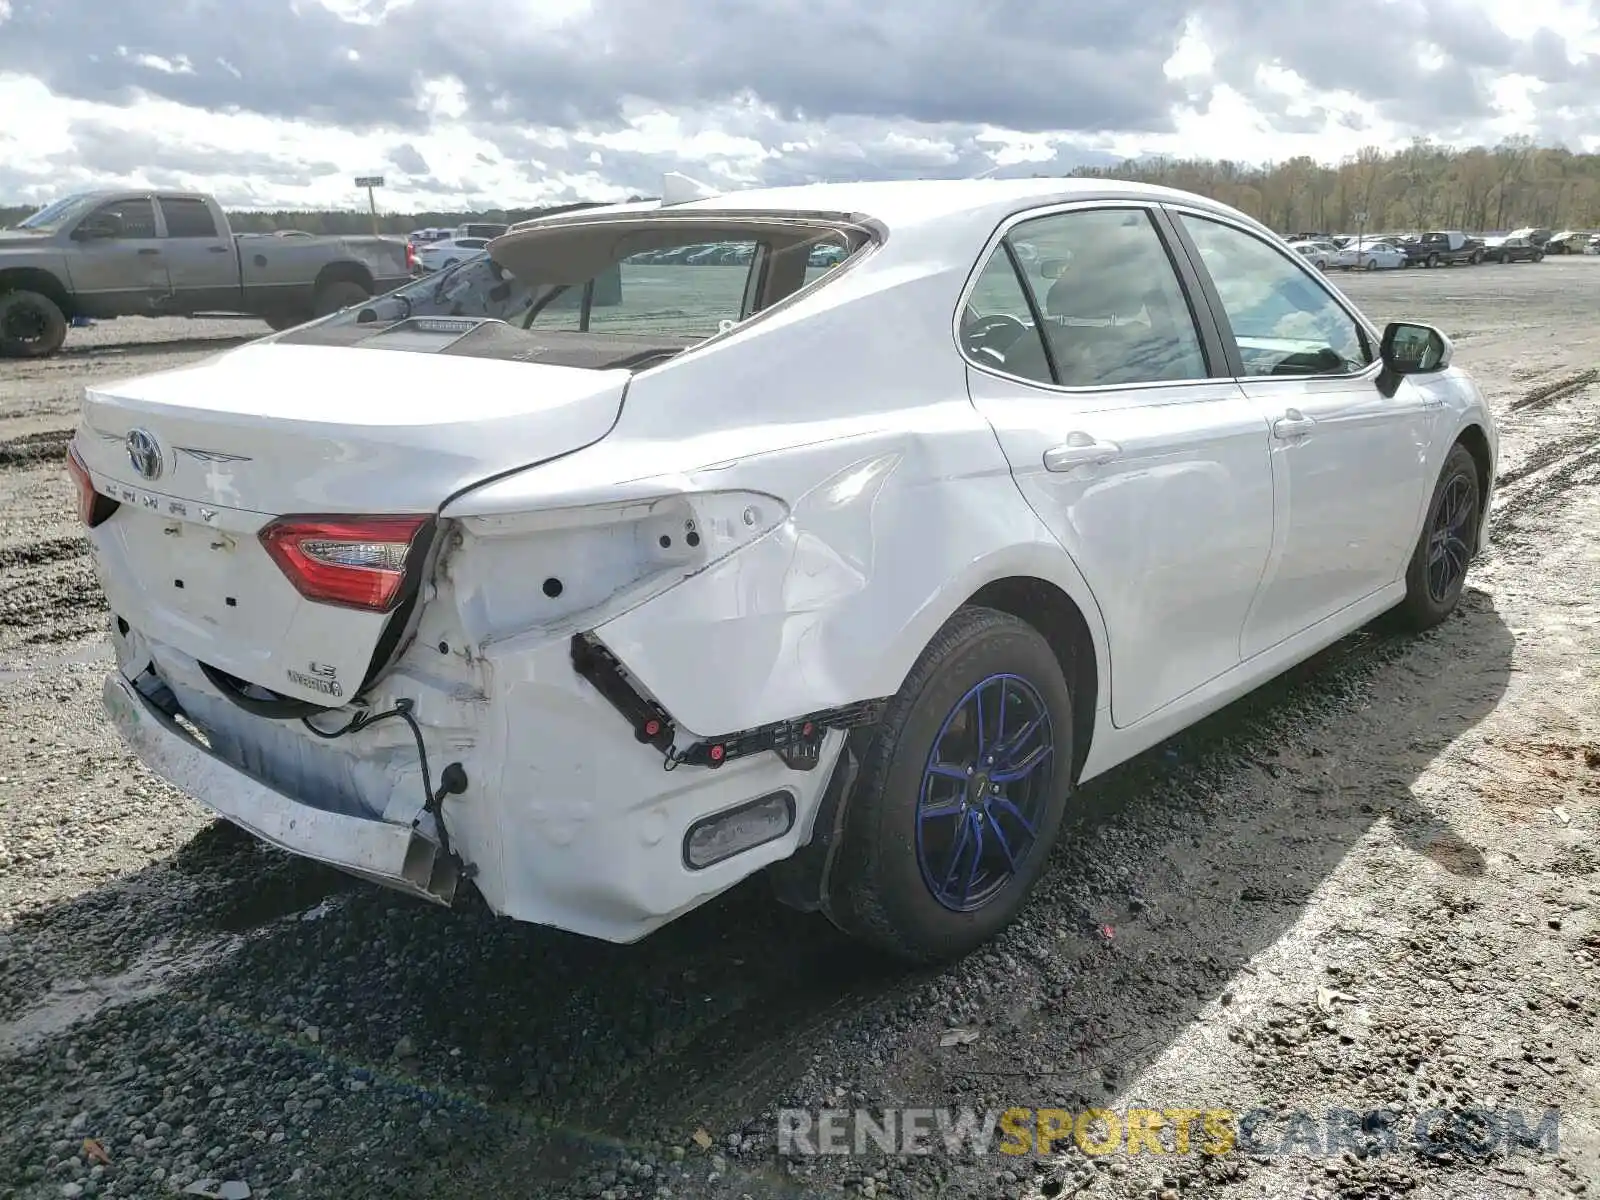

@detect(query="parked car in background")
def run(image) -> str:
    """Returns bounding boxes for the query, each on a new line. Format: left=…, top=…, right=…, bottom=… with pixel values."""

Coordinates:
left=0, top=189, right=408, bottom=356
left=1485, top=235, right=1545, bottom=263
left=455, top=222, right=510, bottom=241
left=1401, top=231, right=1485, bottom=268
left=1347, top=241, right=1407, bottom=269
left=414, top=236, right=491, bottom=273
left=1544, top=230, right=1593, bottom=255
left=1287, top=239, right=1337, bottom=269
left=72, top=176, right=1497, bottom=964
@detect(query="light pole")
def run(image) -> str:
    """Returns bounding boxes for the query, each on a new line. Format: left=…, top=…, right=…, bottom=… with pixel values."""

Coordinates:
left=354, top=176, right=385, bottom=235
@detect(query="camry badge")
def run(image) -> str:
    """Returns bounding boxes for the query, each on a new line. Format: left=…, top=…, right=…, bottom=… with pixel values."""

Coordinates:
left=125, top=428, right=164, bottom=481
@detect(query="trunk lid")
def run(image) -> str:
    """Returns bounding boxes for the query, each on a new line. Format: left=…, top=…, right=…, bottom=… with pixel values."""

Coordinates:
left=76, top=340, right=628, bottom=706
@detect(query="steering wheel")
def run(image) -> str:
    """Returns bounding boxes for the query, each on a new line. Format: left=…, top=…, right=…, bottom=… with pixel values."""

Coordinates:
left=964, top=311, right=1028, bottom=351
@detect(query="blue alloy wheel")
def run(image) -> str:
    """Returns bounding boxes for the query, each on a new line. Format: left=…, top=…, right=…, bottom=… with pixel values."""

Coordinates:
left=915, top=672, right=1056, bottom=911
left=1427, top=473, right=1473, bottom=603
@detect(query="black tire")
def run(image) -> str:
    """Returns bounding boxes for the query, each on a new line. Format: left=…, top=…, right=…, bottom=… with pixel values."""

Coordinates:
left=1472, top=251, right=1484, bottom=264
left=1365, top=259, right=1378, bottom=270
left=0, top=289, right=68, bottom=359
left=1427, top=253, right=1441, bottom=268
left=824, top=606, right=1075, bottom=964
left=312, top=278, right=371, bottom=318
left=1394, top=443, right=1481, bottom=631
left=1533, top=251, right=1544, bottom=262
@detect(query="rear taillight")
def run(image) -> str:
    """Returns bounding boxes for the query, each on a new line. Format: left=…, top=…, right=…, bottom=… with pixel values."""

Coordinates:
left=405, top=242, right=417, bottom=269
left=259, top=514, right=431, bottom=613
left=65, top=443, right=119, bottom=528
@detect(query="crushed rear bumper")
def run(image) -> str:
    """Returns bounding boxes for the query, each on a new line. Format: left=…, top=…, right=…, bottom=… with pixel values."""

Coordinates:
left=102, top=671, right=459, bottom=905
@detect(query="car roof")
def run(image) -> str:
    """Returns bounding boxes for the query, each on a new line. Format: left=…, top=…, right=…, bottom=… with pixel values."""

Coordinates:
left=517, top=177, right=1264, bottom=236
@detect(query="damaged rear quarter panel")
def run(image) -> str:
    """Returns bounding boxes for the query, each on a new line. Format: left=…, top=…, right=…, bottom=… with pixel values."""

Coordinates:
left=441, top=253, right=1112, bottom=741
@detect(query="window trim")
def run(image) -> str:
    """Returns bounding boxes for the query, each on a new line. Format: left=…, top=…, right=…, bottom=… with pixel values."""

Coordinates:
left=1161, top=203, right=1383, bottom=385
left=952, top=198, right=1227, bottom=395
left=86, top=196, right=159, bottom=241
left=156, top=195, right=221, bottom=239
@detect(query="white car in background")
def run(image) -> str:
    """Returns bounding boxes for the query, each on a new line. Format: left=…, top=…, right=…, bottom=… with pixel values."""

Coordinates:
left=1345, top=240, right=1407, bottom=270
left=70, top=178, right=1497, bottom=964
left=1287, top=239, right=1343, bottom=269
left=414, top=236, right=490, bottom=273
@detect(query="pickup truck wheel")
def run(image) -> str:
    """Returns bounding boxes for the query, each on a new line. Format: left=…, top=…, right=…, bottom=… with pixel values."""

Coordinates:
left=824, top=606, right=1074, bottom=964
left=1426, top=253, right=1441, bottom=268
left=312, top=279, right=371, bottom=318
left=1394, top=443, right=1480, bottom=632
left=0, top=290, right=68, bottom=359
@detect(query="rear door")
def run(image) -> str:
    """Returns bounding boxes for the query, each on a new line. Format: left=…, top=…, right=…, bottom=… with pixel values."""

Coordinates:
left=155, top=196, right=239, bottom=311
left=961, top=202, right=1275, bottom=728
left=1163, top=207, right=1441, bottom=660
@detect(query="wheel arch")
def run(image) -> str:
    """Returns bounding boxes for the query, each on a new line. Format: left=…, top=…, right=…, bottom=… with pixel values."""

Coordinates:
left=312, top=259, right=375, bottom=296
left=1453, top=421, right=1493, bottom=553
left=963, top=576, right=1099, bottom=785
left=0, top=267, right=75, bottom=317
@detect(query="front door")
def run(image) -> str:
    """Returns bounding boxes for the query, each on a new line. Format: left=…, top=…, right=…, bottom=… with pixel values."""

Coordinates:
left=1167, top=210, right=1440, bottom=660
left=961, top=203, right=1275, bottom=728
left=65, top=197, right=169, bottom=317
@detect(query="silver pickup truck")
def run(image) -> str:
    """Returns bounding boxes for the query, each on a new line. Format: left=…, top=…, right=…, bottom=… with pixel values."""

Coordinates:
left=0, top=190, right=410, bottom=358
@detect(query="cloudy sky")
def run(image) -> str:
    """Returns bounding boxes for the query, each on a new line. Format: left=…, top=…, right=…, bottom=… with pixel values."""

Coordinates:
left=1, top=0, right=1597, bottom=212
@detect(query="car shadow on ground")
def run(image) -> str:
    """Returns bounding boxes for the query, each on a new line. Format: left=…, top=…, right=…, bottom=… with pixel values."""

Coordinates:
left=0, top=590, right=1514, bottom=1199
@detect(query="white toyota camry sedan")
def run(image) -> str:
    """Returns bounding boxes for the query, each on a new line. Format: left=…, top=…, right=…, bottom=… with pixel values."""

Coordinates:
left=69, top=177, right=1497, bottom=964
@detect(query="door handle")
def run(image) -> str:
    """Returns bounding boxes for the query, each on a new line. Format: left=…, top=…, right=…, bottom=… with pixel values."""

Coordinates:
left=137, top=248, right=161, bottom=256
left=1272, top=408, right=1316, bottom=439
left=207, top=245, right=229, bottom=253
left=1043, top=433, right=1122, bottom=472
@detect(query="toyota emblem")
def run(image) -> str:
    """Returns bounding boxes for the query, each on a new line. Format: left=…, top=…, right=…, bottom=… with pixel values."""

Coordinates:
left=125, top=428, right=163, bottom=481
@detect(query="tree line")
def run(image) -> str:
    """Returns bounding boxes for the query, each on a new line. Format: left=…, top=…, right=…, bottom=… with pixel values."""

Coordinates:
left=1070, top=136, right=1600, bottom=234
left=4, top=138, right=1599, bottom=236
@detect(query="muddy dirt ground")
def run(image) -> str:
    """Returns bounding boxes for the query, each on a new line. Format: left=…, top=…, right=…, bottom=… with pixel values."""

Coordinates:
left=0, top=265, right=1596, bottom=1200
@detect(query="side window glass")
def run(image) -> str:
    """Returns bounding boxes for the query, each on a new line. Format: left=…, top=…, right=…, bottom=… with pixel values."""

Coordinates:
left=1009, top=208, right=1209, bottom=387
left=1179, top=214, right=1372, bottom=377
left=160, top=198, right=219, bottom=238
left=87, top=199, right=157, bottom=240
left=960, top=248, right=1053, bottom=386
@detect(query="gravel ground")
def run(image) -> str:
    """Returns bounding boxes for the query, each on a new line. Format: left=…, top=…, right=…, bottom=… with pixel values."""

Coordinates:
left=0, top=270, right=1596, bottom=1200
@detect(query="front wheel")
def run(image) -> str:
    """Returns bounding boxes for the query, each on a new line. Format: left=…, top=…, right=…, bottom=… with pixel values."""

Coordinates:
left=1427, top=253, right=1441, bottom=268
left=1394, top=443, right=1481, bottom=631
left=0, top=289, right=69, bottom=359
left=1365, top=258, right=1378, bottom=270
left=824, top=607, right=1074, bottom=964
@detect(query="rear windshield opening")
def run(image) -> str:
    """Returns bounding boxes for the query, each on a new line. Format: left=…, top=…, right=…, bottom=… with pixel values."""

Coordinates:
left=279, top=215, right=874, bottom=369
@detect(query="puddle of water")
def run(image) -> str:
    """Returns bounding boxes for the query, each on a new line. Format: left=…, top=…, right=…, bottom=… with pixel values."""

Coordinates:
left=0, top=641, right=109, bottom=684
left=0, top=934, right=241, bottom=1058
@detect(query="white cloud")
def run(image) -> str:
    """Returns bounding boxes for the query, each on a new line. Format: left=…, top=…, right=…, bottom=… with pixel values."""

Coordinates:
left=1, top=0, right=1598, bottom=213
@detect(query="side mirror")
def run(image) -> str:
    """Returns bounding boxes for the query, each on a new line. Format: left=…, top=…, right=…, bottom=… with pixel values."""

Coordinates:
left=1380, top=321, right=1451, bottom=375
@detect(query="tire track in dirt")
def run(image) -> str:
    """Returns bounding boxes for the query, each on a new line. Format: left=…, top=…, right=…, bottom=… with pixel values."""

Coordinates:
left=0, top=428, right=71, bottom=468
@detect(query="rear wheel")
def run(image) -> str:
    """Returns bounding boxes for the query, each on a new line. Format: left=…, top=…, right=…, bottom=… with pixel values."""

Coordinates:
left=824, top=607, right=1074, bottom=964
left=1394, top=443, right=1481, bottom=631
left=1533, top=250, right=1545, bottom=262
left=1365, top=258, right=1378, bottom=270
left=312, top=279, right=371, bottom=318
left=0, top=289, right=68, bottom=359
